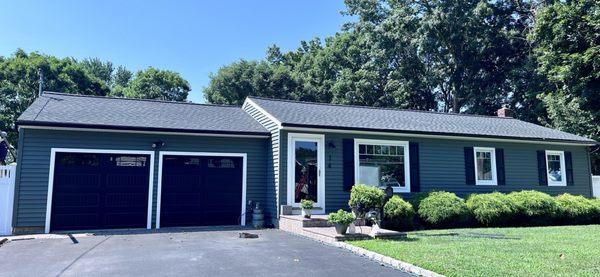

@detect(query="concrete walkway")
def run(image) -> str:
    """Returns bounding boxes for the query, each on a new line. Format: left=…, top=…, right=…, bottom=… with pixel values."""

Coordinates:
left=0, top=228, right=411, bottom=277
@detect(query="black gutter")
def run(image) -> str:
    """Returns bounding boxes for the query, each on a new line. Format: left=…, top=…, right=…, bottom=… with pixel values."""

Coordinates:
left=16, top=121, right=271, bottom=137
left=280, top=123, right=598, bottom=145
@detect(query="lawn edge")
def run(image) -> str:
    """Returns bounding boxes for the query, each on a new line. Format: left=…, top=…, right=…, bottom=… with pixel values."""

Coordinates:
left=335, top=241, right=445, bottom=277
left=280, top=228, right=444, bottom=277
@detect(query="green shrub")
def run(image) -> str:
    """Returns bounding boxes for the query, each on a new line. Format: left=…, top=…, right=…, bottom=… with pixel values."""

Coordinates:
left=328, top=209, right=356, bottom=225
left=466, top=192, right=517, bottom=227
left=348, top=184, right=385, bottom=218
left=592, top=199, right=600, bottom=223
left=383, top=196, right=415, bottom=230
left=555, top=194, right=597, bottom=224
left=408, top=192, right=430, bottom=211
left=508, top=190, right=558, bottom=226
left=300, top=199, right=314, bottom=209
left=418, top=191, right=470, bottom=228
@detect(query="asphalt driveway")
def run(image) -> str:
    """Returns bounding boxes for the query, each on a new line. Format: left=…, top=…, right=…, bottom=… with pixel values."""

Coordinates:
left=0, top=228, right=410, bottom=277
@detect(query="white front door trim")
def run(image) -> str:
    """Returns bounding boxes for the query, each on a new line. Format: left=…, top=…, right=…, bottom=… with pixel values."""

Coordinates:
left=45, top=148, right=155, bottom=234
left=286, top=133, right=326, bottom=213
left=156, top=151, right=248, bottom=229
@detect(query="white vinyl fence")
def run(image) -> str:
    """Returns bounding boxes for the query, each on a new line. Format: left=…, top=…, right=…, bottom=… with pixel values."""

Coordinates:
left=593, top=175, right=600, bottom=199
left=0, top=165, right=16, bottom=235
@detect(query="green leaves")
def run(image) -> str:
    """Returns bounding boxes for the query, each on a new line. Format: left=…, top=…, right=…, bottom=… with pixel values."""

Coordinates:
left=124, top=67, right=190, bottom=101
left=0, top=49, right=191, bottom=147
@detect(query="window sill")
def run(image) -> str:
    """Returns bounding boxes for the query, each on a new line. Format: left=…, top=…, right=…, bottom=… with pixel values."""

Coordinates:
left=548, top=182, right=567, bottom=187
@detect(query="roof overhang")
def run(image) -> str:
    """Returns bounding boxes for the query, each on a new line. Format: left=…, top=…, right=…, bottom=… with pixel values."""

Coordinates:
left=18, top=121, right=270, bottom=139
left=280, top=124, right=598, bottom=146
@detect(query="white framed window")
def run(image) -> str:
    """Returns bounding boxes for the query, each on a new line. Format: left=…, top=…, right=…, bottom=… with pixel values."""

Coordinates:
left=545, top=150, right=566, bottom=186
left=474, top=147, right=497, bottom=186
left=354, top=139, right=410, bottom=193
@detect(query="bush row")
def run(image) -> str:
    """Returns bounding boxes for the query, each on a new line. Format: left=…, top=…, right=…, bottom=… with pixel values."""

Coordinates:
left=380, top=190, right=600, bottom=230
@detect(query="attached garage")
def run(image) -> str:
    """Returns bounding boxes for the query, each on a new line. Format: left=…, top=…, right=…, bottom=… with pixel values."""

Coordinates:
left=47, top=150, right=154, bottom=232
left=157, top=152, right=246, bottom=228
left=13, top=93, right=271, bottom=235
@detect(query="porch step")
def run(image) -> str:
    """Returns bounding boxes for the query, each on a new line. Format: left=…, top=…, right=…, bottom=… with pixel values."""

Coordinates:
left=279, top=215, right=333, bottom=228
left=279, top=214, right=407, bottom=243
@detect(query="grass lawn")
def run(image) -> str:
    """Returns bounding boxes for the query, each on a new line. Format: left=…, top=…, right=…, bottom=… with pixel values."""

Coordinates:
left=349, top=225, right=600, bottom=277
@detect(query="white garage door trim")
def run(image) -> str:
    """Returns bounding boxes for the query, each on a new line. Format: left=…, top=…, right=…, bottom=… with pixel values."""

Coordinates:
left=156, top=151, right=248, bottom=229
left=45, top=148, right=155, bottom=234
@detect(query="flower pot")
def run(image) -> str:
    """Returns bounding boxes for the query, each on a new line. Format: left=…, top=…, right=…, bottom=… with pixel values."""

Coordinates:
left=334, top=223, right=348, bottom=235
left=301, top=208, right=312, bottom=218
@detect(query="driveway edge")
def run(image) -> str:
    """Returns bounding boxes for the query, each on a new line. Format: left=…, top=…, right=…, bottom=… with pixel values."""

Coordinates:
left=280, top=229, right=444, bottom=277
left=334, top=241, right=445, bottom=277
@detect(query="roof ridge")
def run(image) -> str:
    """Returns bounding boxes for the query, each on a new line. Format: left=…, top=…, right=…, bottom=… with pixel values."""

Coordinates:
left=247, top=95, right=515, bottom=120
left=43, top=91, right=241, bottom=108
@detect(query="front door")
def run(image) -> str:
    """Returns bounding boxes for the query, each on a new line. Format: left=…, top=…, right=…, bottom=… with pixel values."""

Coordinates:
left=287, top=133, right=325, bottom=212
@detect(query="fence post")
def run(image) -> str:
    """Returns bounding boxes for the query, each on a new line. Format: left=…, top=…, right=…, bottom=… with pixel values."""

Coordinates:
left=593, top=175, right=600, bottom=199
left=0, top=165, right=16, bottom=235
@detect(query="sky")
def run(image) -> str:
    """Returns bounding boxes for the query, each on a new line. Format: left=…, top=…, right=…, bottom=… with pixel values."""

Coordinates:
left=0, top=0, right=348, bottom=103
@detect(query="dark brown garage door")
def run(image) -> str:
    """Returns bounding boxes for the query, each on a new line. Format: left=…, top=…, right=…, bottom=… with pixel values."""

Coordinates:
left=160, top=155, right=243, bottom=227
left=50, top=152, right=151, bottom=231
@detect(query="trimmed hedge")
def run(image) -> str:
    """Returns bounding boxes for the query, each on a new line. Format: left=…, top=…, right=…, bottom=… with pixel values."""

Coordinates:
left=508, top=190, right=558, bottom=226
left=466, top=192, right=517, bottom=227
left=555, top=193, right=598, bottom=224
left=348, top=184, right=386, bottom=218
left=383, top=196, right=415, bottom=230
left=418, top=191, right=470, bottom=228
left=408, top=192, right=430, bottom=211
left=371, top=190, right=598, bottom=231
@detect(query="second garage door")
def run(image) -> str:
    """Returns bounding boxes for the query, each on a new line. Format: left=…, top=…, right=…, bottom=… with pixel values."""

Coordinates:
left=160, top=155, right=243, bottom=227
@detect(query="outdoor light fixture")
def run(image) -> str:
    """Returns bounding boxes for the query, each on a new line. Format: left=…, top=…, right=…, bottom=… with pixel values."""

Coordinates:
left=151, top=140, right=165, bottom=150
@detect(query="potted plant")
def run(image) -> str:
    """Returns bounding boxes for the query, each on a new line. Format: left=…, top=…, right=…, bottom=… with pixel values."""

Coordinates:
left=300, top=199, right=314, bottom=218
left=328, top=209, right=356, bottom=235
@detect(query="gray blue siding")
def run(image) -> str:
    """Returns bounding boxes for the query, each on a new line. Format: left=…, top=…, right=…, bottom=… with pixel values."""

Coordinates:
left=280, top=131, right=593, bottom=213
left=243, top=102, right=280, bottom=224
left=13, top=128, right=271, bottom=229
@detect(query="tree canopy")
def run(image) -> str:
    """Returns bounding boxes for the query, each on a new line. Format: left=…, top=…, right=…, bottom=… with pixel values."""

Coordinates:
left=204, top=0, right=599, bottom=172
left=0, top=49, right=191, bottom=145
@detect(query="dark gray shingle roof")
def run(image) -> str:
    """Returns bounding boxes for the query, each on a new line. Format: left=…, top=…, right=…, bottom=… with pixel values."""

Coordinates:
left=248, top=97, right=595, bottom=144
left=18, top=92, right=269, bottom=135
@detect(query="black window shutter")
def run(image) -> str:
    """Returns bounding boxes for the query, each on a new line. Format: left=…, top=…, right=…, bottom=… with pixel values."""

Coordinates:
left=537, top=150, right=548, bottom=186
left=495, top=148, right=506, bottom=185
left=464, top=147, right=475, bottom=185
left=409, top=142, right=420, bottom=192
left=565, top=151, right=574, bottom=186
left=342, top=139, right=355, bottom=192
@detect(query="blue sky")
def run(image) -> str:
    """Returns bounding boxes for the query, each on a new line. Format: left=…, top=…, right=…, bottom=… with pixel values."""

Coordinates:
left=0, top=0, right=348, bottom=103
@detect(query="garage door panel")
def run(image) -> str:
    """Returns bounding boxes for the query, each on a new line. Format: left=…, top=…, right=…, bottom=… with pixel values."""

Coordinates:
left=163, top=193, right=203, bottom=208
left=162, top=175, right=203, bottom=192
left=51, top=152, right=150, bottom=231
left=53, top=193, right=100, bottom=208
left=160, top=155, right=243, bottom=227
left=104, top=193, right=147, bottom=208
left=161, top=211, right=203, bottom=227
left=55, top=174, right=102, bottom=190
left=104, top=212, right=147, bottom=228
left=53, top=214, right=100, bottom=230
left=105, top=174, right=149, bottom=189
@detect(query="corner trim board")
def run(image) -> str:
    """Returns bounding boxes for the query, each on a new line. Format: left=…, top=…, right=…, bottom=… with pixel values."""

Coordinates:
left=45, top=148, right=155, bottom=234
